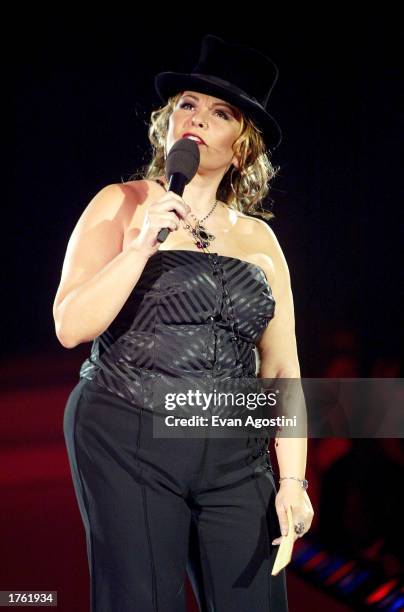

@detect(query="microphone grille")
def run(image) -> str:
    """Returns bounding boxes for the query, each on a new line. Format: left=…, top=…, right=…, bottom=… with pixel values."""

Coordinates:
left=166, top=138, right=200, bottom=183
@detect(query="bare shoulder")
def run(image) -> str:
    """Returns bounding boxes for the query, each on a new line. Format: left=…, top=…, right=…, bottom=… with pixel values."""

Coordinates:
left=121, top=176, right=167, bottom=196
left=248, top=216, right=290, bottom=282
left=119, top=178, right=162, bottom=201
left=81, top=181, right=141, bottom=223
left=119, top=178, right=166, bottom=237
left=112, top=179, right=156, bottom=212
left=233, top=213, right=287, bottom=287
left=120, top=176, right=168, bottom=210
left=247, top=216, right=279, bottom=250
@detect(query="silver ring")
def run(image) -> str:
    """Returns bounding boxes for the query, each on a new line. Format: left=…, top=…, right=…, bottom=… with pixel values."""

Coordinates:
left=294, top=522, right=305, bottom=535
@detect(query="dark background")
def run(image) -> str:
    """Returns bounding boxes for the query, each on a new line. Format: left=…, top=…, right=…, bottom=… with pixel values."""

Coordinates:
left=8, top=10, right=403, bottom=373
left=4, top=10, right=403, bottom=611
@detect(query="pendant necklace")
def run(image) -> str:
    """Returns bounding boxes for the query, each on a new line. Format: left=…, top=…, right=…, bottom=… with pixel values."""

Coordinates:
left=182, top=199, right=219, bottom=250
left=155, top=177, right=218, bottom=252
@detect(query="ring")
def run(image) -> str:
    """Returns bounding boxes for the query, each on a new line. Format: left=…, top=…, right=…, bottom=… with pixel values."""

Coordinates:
left=294, top=522, right=305, bottom=535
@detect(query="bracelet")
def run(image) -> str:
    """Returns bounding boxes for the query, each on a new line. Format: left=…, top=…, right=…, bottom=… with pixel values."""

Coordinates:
left=279, top=476, right=309, bottom=490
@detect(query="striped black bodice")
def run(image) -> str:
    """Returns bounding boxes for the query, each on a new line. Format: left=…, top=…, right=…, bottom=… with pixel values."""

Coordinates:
left=79, top=249, right=275, bottom=404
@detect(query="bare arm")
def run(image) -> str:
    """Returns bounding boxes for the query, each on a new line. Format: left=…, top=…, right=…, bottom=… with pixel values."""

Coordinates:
left=253, top=219, right=307, bottom=482
left=52, top=184, right=148, bottom=348
left=53, top=183, right=190, bottom=348
left=54, top=246, right=150, bottom=348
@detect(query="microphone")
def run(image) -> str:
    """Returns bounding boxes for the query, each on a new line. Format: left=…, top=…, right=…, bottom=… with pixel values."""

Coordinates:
left=157, top=138, right=200, bottom=243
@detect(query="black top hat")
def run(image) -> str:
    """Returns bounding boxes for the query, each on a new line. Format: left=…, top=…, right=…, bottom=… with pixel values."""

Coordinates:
left=154, top=34, right=282, bottom=151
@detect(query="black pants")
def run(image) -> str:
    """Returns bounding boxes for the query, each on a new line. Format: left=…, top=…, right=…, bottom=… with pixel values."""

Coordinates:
left=63, top=377, right=288, bottom=611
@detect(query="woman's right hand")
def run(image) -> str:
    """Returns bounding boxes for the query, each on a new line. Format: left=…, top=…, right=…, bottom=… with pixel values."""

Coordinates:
left=129, top=191, right=191, bottom=258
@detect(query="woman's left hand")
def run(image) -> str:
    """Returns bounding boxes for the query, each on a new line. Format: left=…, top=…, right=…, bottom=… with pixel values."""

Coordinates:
left=272, top=481, right=314, bottom=545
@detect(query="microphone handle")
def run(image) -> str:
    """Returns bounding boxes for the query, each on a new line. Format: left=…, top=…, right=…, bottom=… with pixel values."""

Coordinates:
left=157, top=172, right=188, bottom=243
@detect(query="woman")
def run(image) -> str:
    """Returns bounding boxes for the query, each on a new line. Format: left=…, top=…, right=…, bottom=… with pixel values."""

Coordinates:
left=54, top=34, right=314, bottom=611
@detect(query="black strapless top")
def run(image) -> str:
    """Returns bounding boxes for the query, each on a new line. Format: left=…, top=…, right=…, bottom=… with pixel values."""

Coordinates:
left=79, top=249, right=275, bottom=404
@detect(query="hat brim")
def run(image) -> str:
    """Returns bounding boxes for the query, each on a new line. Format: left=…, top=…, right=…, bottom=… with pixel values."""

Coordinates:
left=154, top=72, right=282, bottom=150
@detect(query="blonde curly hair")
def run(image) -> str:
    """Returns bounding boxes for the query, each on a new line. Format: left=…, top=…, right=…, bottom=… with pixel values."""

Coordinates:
left=129, top=92, right=280, bottom=220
